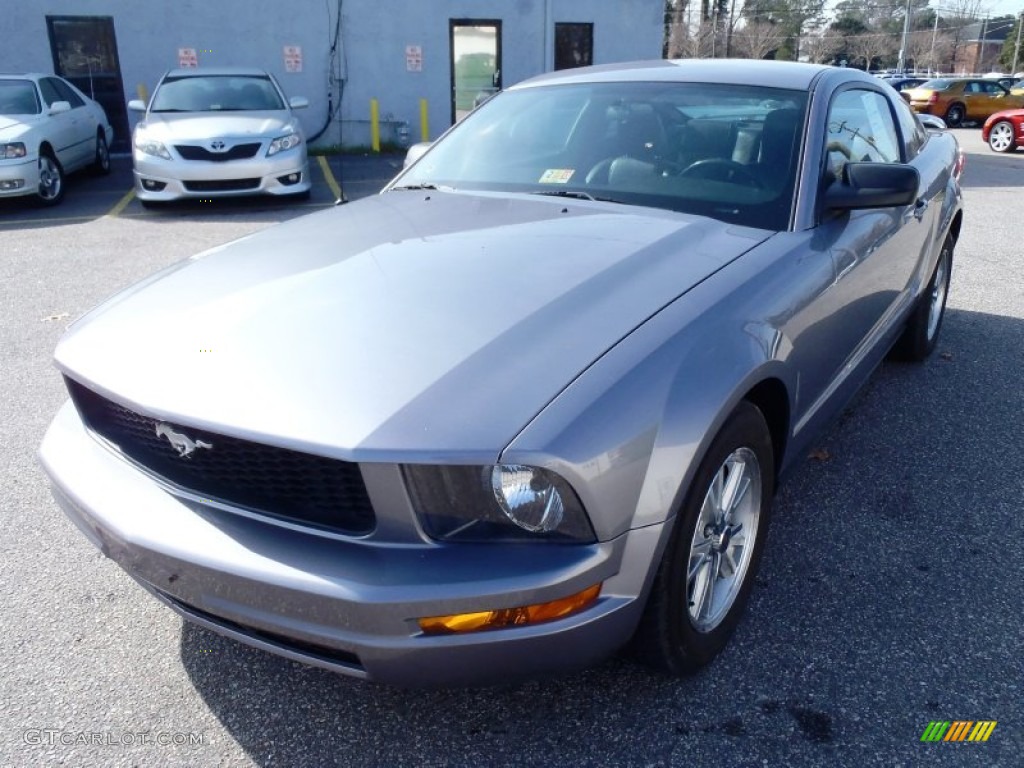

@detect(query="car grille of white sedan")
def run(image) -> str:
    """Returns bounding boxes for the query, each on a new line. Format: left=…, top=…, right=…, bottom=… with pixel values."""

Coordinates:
left=65, top=378, right=376, bottom=535
left=175, top=143, right=262, bottom=162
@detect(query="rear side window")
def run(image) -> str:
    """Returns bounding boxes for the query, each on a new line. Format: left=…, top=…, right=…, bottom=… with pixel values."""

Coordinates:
left=825, top=89, right=900, bottom=178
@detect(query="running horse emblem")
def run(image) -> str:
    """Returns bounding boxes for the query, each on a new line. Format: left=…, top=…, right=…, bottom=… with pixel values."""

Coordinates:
left=155, top=422, right=213, bottom=458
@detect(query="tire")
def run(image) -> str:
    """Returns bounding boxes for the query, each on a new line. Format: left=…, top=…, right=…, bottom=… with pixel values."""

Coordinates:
left=892, top=233, right=953, bottom=362
left=35, top=150, right=64, bottom=206
left=987, top=120, right=1016, bottom=153
left=632, top=401, right=775, bottom=674
left=91, top=132, right=111, bottom=175
left=944, top=103, right=965, bottom=128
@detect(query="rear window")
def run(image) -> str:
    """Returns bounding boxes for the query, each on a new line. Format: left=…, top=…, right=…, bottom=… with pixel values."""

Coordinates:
left=919, top=79, right=952, bottom=90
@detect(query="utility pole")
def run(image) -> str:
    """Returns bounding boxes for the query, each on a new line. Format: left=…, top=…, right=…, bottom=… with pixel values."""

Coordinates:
left=929, top=12, right=940, bottom=75
left=897, top=0, right=913, bottom=74
left=1013, top=12, right=1023, bottom=74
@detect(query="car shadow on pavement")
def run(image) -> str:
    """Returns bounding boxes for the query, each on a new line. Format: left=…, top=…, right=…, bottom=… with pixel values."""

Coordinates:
left=176, top=306, right=1023, bottom=767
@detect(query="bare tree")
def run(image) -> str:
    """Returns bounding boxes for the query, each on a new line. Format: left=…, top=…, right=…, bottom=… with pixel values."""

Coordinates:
left=664, top=0, right=690, bottom=58
left=732, top=20, right=785, bottom=59
left=845, top=30, right=898, bottom=70
left=801, top=24, right=842, bottom=63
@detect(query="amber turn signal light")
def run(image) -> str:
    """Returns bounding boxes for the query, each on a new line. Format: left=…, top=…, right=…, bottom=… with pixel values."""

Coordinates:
left=418, top=583, right=602, bottom=635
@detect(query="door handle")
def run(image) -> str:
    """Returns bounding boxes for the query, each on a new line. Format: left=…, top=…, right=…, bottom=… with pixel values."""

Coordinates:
left=912, top=198, right=928, bottom=222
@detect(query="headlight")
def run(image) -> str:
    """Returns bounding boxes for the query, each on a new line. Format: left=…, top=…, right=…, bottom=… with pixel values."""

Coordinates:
left=1, top=142, right=27, bottom=159
left=267, top=133, right=302, bottom=156
left=134, top=136, right=171, bottom=160
left=402, top=464, right=595, bottom=543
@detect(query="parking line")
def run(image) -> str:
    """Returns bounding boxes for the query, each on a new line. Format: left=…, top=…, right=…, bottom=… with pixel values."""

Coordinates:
left=106, top=187, right=136, bottom=217
left=316, top=156, right=344, bottom=201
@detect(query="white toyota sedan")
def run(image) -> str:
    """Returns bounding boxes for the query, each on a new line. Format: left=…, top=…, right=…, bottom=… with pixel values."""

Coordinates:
left=128, top=67, right=311, bottom=206
left=0, top=74, right=113, bottom=205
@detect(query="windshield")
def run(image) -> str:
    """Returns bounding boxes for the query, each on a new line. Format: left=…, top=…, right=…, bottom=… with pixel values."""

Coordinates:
left=151, top=75, right=285, bottom=113
left=397, top=82, right=808, bottom=230
left=920, top=79, right=952, bottom=90
left=0, top=80, right=41, bottom=115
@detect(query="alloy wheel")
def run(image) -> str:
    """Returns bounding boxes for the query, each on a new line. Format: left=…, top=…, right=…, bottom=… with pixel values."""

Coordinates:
left=38, top=156, right=62, bottom=201
left=687, top=447, right=762, bottom=632
left=988, top=121, right=1014, bottom=153
left=926, top=246, right=951, bottom=342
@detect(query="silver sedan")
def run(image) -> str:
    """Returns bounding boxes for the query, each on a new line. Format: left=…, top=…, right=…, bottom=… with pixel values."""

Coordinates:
left=128, top=67, right=310, bottom=204
left=40, top=60, right=963, bottom=687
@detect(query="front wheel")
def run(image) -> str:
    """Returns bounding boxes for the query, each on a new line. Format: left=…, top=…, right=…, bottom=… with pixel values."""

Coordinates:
left=632, top=401, right=774, bottom=674
left=36, top=151, right=64, bottom=206
left=892, top=234, right=953, bottom=361
left=987, top=120, right=1016, bottom=153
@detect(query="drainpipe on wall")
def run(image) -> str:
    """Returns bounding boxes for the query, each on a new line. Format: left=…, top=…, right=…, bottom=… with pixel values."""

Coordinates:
left=543, top=0, right=554, bottom=71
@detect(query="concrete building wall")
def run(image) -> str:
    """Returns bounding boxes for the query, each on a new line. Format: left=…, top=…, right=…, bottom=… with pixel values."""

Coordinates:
left=1, top=0, right=664, bottom=150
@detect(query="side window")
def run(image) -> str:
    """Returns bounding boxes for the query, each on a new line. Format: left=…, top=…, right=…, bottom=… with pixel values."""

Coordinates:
left=825, top=89, right=901, bottom=177
left=51, top=78, right=85, bottom=108
left=37, top=78, right=62, bottom=107
left=985, top=82, right=1007, bottom=95
left=893, top=97, right=925, bottom=158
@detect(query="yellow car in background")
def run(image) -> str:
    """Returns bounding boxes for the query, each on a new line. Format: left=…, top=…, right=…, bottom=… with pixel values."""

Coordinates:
left=905, top=78, right=1024, bottom=127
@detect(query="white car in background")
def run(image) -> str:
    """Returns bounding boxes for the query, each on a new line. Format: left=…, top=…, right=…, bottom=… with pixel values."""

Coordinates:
left=0, top=74, right=113, bottom=205
left=128, top=67, right=311, bottom=206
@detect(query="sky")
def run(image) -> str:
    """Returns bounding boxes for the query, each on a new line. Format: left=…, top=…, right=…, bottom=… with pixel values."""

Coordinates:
left=977, top=0, right=1023, bottom=17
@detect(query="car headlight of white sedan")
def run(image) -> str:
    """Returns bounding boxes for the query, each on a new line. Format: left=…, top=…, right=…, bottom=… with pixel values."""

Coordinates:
left=134, top=135, right=171, bottom=160
left=1, top=142, right=27, bottom=159
left=267, top=133, right=302, bottom=156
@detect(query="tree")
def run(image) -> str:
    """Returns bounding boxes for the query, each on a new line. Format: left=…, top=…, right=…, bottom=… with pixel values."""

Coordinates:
left=733, top=19, right=786, bottom=59
left=846, top=29, right=898, bottom=70
left=664, top=0, right=690, bottom=58
left=999, top=16, right=1024, bottom=72
left=741, top=0, right=827, bottom=60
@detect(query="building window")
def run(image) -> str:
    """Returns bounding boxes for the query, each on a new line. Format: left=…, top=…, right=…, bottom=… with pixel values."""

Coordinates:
left=555, top=23, right=593, bottom=70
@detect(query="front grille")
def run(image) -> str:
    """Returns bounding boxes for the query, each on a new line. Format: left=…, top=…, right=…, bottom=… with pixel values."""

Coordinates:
left=175, top=143, right=261, bottom=162
left=65, top=378, right=376, bottom=535
left=183, top=178, right=260, bottom=192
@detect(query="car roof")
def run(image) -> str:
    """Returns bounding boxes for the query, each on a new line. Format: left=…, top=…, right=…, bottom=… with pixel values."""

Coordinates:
left=512, top=59, right=847, bottom=91
left=0, top=73, right=53, bottom=80
left=162, top=67, right=271, bottom=78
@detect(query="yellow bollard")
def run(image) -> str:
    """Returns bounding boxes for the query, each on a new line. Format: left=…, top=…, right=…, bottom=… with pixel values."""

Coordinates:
left=370, top=98, right=380, bottom=153
left=420, top=98, right=429, bottom=142
left=136, top=83, right=149, bottom=103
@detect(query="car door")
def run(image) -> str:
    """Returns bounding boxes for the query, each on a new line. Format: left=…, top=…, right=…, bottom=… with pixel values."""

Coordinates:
left=802, top=87, right=931, bottom=412
left=35, top=77, right=79, bottom=169
left=49, top=77, right=94, bottom=169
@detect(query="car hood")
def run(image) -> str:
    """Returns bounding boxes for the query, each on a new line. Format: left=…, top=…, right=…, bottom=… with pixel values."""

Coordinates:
left=0, top=114, right=41, bottom=140
left=137, top=111, right=297, bottom=141
left=55, top=191, right=769, bottom=460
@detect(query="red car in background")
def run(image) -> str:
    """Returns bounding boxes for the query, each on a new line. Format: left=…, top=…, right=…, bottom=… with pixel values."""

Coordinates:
left=982, top=109, right=1024, bottom=153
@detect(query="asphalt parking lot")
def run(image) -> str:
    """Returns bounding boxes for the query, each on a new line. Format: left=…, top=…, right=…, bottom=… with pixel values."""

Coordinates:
left=1, top=130, right=1022, bottom=768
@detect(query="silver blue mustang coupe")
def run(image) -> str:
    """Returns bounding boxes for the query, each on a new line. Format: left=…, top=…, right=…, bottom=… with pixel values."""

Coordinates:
left=40, top=60, right=963, bottom=687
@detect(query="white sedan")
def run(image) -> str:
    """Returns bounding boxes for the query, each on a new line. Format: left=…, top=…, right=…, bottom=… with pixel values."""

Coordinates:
left=0, top=74, right=113, bottom=205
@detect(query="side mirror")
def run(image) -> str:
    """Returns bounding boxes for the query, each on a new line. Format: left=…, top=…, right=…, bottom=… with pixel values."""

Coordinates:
left=289, top=96, right=309, bottom=110
left=403, top=141, right=432, bottom=169
left=127, top=99, right=147, bottom=113
left=824, top=162, right=919, bottom=211
left=48, top=101, right=71, bottom=115
left=918, top=114, right=946, bottom=130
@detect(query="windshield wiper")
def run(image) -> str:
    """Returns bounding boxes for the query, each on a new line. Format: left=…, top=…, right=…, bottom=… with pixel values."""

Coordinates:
left=389, top=183, right=443, bottom=191
left=531, top=189, right=626, bottom=205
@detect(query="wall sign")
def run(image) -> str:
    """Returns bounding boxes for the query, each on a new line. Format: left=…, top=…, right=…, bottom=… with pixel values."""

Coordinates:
left=178, top=47, right=198, bottom=68
left=406, top=45, right=423, bottom=72
left=284, top=45, right=303, bottom=73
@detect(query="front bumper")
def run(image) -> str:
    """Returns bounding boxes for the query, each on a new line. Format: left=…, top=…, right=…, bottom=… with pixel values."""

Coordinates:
left=39, top=401, right=659, bottom=687
left=133, top=149, right=311, bottom=201
left=0, top=156, right=39, bottom=198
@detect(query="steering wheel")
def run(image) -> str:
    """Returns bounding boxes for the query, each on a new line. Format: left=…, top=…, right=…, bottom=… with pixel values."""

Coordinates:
left=678, top=158, right=763, bottom=188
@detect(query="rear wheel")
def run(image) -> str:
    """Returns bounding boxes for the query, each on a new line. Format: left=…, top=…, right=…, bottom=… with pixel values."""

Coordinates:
left=944, top=103, right=966, bottom=128
left=987, top=120, right=1016, bottom=153
left=632, top=402, right=774, bottom=673
left=892, top=233, right=953, bottom=361
left=91, top=132, right=111, bottom=175
left=36, top=151, right=64, bottom=206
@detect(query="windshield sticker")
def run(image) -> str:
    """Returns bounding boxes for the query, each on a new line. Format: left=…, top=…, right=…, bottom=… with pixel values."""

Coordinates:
left=539, top=169, right=575, bottom=184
